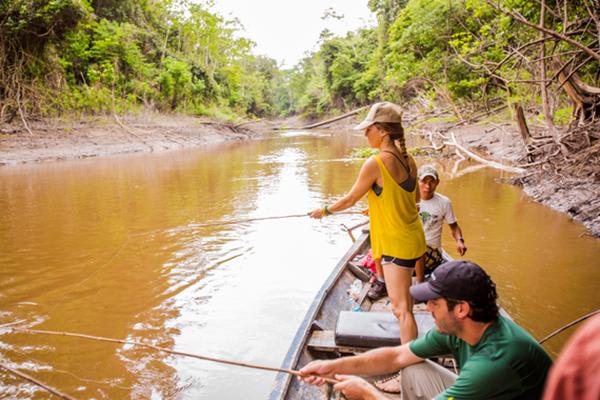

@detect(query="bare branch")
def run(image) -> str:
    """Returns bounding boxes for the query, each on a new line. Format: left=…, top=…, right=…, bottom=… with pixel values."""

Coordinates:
left=486, top=0, right=600, bottom=63
left=557, top=56, right=594, bottom=91
left=443, top=132, right=526, bottom=173
left=489, top=37, right=556, bottom=76
left=584, top=0, right=600, bottom=48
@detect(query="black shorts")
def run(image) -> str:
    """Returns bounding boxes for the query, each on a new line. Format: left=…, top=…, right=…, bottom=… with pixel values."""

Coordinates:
left=381, top=255, right=420, bottom=269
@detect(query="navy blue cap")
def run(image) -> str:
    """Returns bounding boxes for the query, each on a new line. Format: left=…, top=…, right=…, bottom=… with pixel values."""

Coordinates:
left=410, top=260, right=496, bottom=304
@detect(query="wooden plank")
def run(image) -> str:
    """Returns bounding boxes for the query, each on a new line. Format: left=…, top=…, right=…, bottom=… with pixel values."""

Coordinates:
left=347, top=261, right=371, bottom=282
left=357, top=282, right=372, bottom=307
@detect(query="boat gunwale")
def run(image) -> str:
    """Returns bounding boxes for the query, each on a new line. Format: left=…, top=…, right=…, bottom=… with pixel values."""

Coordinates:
left=269, top=232, right=370, bottom=400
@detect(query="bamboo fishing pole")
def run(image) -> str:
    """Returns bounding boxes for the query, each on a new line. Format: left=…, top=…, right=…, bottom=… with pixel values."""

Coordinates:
left=12, top=328, right=339, bottom=385
left=193, top=211, right=361, bottom=228
left=0, top=362, right=78, bottom=400
left=538, top=309, right=600, bottom=345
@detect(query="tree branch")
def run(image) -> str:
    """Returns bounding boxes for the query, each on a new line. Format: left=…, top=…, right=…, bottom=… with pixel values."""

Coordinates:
left=486, top=1, right=600, bottom=63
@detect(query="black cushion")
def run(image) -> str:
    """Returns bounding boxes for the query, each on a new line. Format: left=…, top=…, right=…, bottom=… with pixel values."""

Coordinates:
left=334, top=311, right=434, bottom=348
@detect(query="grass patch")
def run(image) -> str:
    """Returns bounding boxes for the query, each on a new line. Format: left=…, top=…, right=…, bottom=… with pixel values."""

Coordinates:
left=350, top=147, right=379, bottom=158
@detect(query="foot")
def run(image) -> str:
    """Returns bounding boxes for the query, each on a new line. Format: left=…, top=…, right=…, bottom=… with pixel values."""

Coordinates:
left=373, top=373, right=401, bottom=394
left=367, top=280, right=387, bottom=300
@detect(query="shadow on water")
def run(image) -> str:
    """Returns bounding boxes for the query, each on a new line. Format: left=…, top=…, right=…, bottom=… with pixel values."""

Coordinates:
left=0, top=128, right=598, bottom=398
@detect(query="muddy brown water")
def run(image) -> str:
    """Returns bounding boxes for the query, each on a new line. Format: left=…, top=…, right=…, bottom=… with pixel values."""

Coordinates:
left=1, top=129, right=599, bottom=399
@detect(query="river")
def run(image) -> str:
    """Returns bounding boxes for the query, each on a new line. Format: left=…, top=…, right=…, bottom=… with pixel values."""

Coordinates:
left=1, top=127, right=599, bottom=399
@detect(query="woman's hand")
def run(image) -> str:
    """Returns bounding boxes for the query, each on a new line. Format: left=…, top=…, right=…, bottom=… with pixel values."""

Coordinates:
left=308, top=208, right=326, bottom=219
left=361, top=207, right=369, bottom=216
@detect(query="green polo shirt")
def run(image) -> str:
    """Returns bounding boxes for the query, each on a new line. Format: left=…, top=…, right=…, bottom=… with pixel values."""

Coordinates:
left=409, top=316, right=552, bottom=399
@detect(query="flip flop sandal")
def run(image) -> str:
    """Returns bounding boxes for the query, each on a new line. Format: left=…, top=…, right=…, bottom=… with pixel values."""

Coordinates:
left=373, top=373, right=402, bottom=394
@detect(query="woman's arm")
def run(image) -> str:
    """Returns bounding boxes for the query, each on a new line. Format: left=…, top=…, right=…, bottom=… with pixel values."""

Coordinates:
left=309, top=157, right=379, bottom=218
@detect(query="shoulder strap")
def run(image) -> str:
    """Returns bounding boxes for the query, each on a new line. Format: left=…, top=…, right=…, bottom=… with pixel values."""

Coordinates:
left=380, top=150, right=410, bottom=173
left=379, top=150, right=416, bottom=192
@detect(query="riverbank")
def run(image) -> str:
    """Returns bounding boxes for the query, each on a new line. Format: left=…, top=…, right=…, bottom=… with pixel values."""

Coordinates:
left=0, top=113, right=266, bottom=166
left=422, top=121, right=599, bottom=238
left=423, top=121, right=599, bottom=239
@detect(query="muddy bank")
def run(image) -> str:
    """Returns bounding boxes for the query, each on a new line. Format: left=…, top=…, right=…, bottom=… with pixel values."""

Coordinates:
left=0, top=113, right=269, bottom=166
left=409, top=118, right=600, bottom=238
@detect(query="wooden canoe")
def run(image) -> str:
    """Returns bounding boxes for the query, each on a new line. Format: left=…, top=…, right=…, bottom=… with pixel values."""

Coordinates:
left=270, top=230, right=508, bottom=399
left=270, top=230, right=436, bottom=399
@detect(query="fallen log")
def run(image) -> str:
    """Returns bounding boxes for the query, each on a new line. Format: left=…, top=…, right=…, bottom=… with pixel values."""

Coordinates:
left=443, top=132, right=526, bottom=174
left=234, top=119, right=262, bottom=129
left=298, top=106, right=369, bottom=130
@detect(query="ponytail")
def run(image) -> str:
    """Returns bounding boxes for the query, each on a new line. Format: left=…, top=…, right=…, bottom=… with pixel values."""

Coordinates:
left=375, top=122, right=411, bottom=174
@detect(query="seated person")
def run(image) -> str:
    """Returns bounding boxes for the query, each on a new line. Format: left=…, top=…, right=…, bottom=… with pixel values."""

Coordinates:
left=543, top=313, right=600, bottom=400
left=301, top=261, right=552, bottom=400
left=416, top=164, right=466, bottom=282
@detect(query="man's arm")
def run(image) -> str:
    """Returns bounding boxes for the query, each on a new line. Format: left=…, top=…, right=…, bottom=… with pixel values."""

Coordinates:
left=448, top=222, right=466, bottom=256
left=300, top=343, right=423, bottom=384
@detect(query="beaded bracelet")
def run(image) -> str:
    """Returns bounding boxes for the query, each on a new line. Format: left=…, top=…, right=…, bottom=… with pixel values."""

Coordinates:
left=322, top=205, right=332, bottom=216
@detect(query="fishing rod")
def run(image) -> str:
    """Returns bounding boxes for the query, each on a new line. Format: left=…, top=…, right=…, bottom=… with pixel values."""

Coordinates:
left=192, top=211, right=362, bottom=228
left=0, top=362, right=78, bottom=400
left=12, top=328, right=339, bottom=384
left=538, top=309, right=600, bottom=345
left=341, top=220, right=370, bottom=242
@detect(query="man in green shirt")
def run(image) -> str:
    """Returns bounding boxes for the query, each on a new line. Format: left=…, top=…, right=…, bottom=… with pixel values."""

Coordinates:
left=300, top=261, right=552, bottom=399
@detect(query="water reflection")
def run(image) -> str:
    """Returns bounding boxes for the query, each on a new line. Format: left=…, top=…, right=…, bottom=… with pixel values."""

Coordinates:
left=0, top=129, right=599, bottom=398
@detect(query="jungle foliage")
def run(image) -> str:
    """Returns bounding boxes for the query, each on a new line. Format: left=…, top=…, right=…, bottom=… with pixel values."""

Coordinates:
left=0, top=0, right=280, bottom=121
left=1, top=0, right=599, bottom=126
left=284, top=0, right=600, bottom=125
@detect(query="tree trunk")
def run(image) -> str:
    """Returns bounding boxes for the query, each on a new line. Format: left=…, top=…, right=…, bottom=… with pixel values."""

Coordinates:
left=539, top=0, right=557, bottom=136
left=515, top=104, right=532, bottom=144
left=553, top=61, right=600, bottom=124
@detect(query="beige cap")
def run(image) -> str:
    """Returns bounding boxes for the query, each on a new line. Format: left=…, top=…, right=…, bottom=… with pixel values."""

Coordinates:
left=354, top=102, right=404, bottom=130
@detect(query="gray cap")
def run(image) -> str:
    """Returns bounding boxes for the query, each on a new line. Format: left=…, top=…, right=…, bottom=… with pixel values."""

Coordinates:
left=354, top=102, right=404, bottom=130
left=418, top=164, right=439, bottom=181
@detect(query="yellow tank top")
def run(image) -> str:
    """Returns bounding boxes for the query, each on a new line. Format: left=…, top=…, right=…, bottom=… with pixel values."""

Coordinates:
left=368, top=155, right=426, bottom=260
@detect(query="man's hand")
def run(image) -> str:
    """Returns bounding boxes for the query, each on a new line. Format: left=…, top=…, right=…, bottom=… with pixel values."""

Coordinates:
left=333, top=375, right=383, bottom=400
left=299, top=360, right=336, bottom=386
left=456, top=239, right=467, bottom=256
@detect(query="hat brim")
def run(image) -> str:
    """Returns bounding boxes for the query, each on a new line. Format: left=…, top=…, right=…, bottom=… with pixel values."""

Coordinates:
left=353, top=120, right=374, bottom=130
left=410, top=282, right=442, bottom=302
left=418, top=172, right=438, bottom=181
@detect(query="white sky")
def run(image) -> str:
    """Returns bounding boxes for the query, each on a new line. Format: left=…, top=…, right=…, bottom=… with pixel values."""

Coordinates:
left=208, top=0, right=376, bottom=68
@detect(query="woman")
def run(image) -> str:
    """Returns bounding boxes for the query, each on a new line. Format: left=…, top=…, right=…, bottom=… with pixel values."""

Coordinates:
left=309, top=101, right=426, bottom=344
